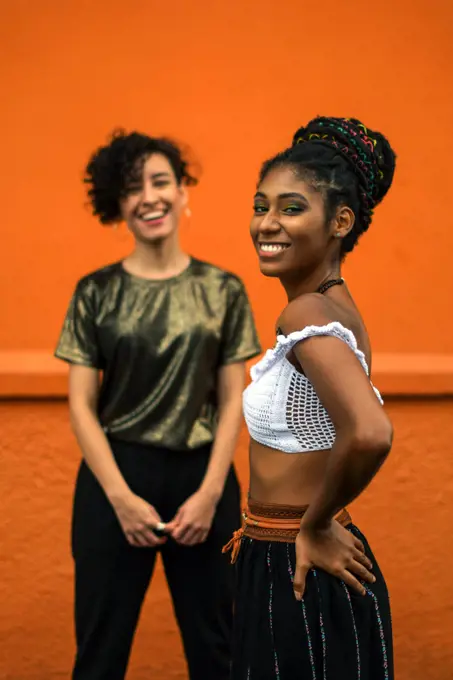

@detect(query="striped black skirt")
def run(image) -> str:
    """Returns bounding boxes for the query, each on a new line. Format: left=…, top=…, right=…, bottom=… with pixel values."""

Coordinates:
left=230, top=524, right=393, bottom=680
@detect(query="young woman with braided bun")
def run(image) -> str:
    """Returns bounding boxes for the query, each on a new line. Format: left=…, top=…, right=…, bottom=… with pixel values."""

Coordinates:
left=55, top=131, right=261, bottom=680
left=224, top=117, right=396, bottom=679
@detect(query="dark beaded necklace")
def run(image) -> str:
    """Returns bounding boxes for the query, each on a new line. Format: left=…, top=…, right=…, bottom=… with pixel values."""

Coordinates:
left=275, top=278, right=345, bottom=336
left=316, top=277, right=345, bottom=295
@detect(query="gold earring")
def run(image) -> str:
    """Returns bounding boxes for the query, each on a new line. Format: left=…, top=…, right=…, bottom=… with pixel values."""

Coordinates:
left=185, top=207, right=192, bottom=218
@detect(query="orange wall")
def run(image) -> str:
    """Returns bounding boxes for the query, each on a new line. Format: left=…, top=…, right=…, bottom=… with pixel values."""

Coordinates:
left=2, top=2, right=453, bottom=679
left=1, top=0, right=453, bottom=356
left=1, top=399, right=452, bottom=679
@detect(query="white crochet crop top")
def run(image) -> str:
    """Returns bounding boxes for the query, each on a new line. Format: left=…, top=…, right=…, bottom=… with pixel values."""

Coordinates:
left=243, top=322, right=383, bottom=454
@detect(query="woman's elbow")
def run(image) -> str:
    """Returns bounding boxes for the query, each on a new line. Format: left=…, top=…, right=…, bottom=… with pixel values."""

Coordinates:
left=351, top=417, right=393, bottom=462
left=69, top=402, right=83, bottom=433
left=68, top=397, right=96, bottom=431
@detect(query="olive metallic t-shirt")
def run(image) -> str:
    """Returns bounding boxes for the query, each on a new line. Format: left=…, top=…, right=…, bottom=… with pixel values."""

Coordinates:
left=55, top=258, right=261, bottom=450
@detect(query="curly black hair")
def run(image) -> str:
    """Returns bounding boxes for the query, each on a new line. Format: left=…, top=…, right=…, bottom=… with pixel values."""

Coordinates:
left=258, top=116, right=396, bottom=255
left=84, top=129, right=198, bottom=224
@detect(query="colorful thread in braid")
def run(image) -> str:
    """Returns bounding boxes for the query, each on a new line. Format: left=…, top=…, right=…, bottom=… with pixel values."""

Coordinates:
left=295, top=117, right=382, bottom=205
left=258, top=115, right=396, bottom=255
left=293, top=117, right=384, bottom=233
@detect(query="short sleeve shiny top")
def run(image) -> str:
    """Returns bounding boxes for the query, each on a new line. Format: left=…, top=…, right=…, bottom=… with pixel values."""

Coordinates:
left=55, top=258, right=261, bottom=450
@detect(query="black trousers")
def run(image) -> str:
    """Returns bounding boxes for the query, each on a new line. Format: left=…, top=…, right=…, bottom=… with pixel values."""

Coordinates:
left=71, top=437, right=241, bottom=680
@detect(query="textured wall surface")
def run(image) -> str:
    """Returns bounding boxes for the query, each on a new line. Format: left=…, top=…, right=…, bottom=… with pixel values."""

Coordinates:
left=2, top=2, right=452, bottom=678
left=2, top=1, right=453, bottom=357
left=1, top=399, right=452, bottom=679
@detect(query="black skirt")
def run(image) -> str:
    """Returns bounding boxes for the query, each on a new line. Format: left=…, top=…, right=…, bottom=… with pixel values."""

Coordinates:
left=231, top=524, right=393, bottom=680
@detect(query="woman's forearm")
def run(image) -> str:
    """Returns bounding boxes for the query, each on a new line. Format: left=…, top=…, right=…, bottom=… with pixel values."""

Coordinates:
left=301, top=427, right=392, bottom=531
left=199, top=397, right=243, bottom=502
left=70, top=405, right=131, bottom=503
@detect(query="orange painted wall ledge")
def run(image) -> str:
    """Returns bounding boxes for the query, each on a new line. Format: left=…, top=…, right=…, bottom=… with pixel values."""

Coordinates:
left=0, top=351, right=453, bottom=397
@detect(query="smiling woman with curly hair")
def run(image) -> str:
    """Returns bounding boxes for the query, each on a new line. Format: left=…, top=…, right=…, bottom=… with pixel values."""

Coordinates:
left=55, top=129, right=261, bottom=680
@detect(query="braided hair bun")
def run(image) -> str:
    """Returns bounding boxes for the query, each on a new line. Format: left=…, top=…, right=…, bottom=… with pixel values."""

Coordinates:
left=292, top=117, right=395, bottom=208
left=259, top=116, right=396, bottom=255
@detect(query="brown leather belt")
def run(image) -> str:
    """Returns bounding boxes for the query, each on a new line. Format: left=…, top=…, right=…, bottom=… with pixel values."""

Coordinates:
left=222, top=498, right=352, bottom=564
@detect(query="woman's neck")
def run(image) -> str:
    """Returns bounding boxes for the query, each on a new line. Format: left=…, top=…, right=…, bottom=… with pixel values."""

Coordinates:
left=124, top=238, right=190, bottom=280
left=281, top=265, right=342, bottom=302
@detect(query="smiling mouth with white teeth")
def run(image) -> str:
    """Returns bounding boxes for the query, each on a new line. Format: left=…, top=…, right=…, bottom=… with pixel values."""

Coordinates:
left=259, top=243, right=290, bottom=253
left=139, top=209, right=168, bottom=223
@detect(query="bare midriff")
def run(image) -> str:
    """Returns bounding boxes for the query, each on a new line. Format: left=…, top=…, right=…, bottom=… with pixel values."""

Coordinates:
left=249, top=439, right=332, bottom=506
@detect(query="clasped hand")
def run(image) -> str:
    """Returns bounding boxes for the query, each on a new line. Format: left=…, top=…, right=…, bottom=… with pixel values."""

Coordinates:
left=166, top=489, right=217, bottom=546
left=112, top=489, right=217, bottom=548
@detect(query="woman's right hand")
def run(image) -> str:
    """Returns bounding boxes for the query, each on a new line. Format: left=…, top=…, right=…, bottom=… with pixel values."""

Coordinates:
left=110, top=492, right=167, bottom=548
